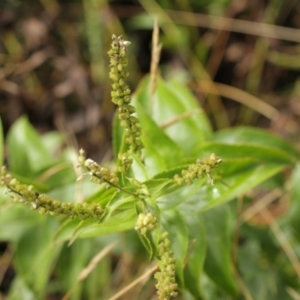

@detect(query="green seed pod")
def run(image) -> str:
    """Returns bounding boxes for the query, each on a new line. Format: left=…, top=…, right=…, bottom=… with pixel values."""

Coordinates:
left=117, top=64, right=123, bottom=71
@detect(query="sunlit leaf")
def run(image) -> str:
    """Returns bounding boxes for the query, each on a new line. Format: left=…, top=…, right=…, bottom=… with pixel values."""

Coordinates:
left=131, top=152, right=149, bottom=182
left=194, top=142, right=295, bottom=165
left=7, top=117, right=54, bottom=176
left=55, top=209, right=136, bottom=242
left=144, top=178, right=175, bottom=199
left=212, top=126, right=300, bottom=160
left=78, top=209, right=137, bottom=239
left=178, top=162, right=286, bottom=212
left=135, top=101, right=184, bottom=173
left=41, top=131, right=64, bottom=159
left=0, top=199, right=41, bottom=242
left=157, top=178, right=207, bottom=211
left=7, top=277, right=36, bottom=300
left=134, top=76, right=212, bottom=155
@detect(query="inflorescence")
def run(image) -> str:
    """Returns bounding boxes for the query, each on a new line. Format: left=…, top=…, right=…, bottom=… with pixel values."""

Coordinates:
left=154, top=232, right=178, bottom=300
left=78, top=149, right=119, bottom=189
left=108, top=35, right=143, bottom=162
left=0, top=166, right=103, bottom=220
left=174, top=153, right=222, bottom=185
left=135, top=212, right=158, bottom=235
left=0, top=34, right=225, bottom=300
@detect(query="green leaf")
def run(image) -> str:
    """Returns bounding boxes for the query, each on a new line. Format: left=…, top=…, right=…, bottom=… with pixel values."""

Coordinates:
left=157, top=157, right=287, bottom=212
left=48, top=179, right=105, bottom=204
left=166, top=79, right=212, bottom=134
left=144, top=178, right=176, bottom=199
left=104, top=193, right=136, bottom=215
left=157, top=178, right=207, bottom=211
left=7, top=117, right=54, bottom=176
left=135, top=76, right=212, bottom=155
left=183, top=213, right=207, bottom=299
left=13, top=217, right=62, bottom=298
left=145, top=141, right=294, bottom=211
left=56, top=239, right=93, bottom=300
left=53, top=191, right=134, bottom=243
left=150, top=150, right=289, bottom=213
left=83, top=241, right=112, bottom=300
left=137, top=230, right=157, bottom=260
left=237, top=225, right=296, bottom=300
left=134, top=101, right=184, bottom=174
left=55, top=209, right=136, bottom=242
left=203, top=204, right=238, bottom=296
left=194, top=142, right=295, bottom=165
left=153, top=163, right=195, bottom=179
left=79, top=209, right=137, bottom=239
left=125, top=13, right=155, bottom=30
left=162, top=209, right=189, bottom=287
left=212, top=126, right=300, bottom=160
left=131, top=152, right=149, bottom=182
left=38, top=161, right=76, bottom=189
left=0, top=195, right=41, bottom=242
left=141, top=133, right=166, bottom=176
left=54, top=218, right=95, bottom=243
left=40, top=131, right=64, bottom=158
left=7, top=277, right=37, bottom=300
left=285, top=164, right=300, bottom=233
left=84, top=183, right=118, bottom=207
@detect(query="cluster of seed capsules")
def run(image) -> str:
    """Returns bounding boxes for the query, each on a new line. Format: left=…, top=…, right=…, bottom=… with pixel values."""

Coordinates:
left=0, top=166, right=103, bottom=220
left=174, top=153, right=222, bottom=185
left=108, top=35, right=143, bottom=157
left=154, top=232, right=178, bottom=300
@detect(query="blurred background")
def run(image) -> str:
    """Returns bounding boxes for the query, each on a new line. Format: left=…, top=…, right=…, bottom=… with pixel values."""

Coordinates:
left=1, top=0, right=300, bottom=298
left=1, top=0, right=300, bottom=160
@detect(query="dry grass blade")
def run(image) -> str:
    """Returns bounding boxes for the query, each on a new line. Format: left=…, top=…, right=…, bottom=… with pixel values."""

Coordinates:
left=260, top=208, right=300, bottom=278
left=62, top=241, right=118, bottom=300
left=39, top=0, right=60, bottom=18
left=286, top=287, right=300, bottom=300
left=107, top=264, right=157, bottom=300
left=15, top=49, right=53, bottom=75
left=235, top=269, right=254, bottom=300
left=78, top=241, right=118, bottom=281
left=238, top=189, right=283, bottom=225
left=0, top=246, right=13, bottom=289
left=55, top=118, right=85, bottom=203
left=197, top=80, right=280, bottom=120
left=37, top=162, right=73, bottom=183
left=167, top=10, right=300, bottom=43
left=0, top=80, right=20, bottom=95
left=112, top=5, right=300, bottom=43
left=150, top=18, right=162, bottom=101
left=160, top=109, right=202, bottom=129
left=139, top=0, right=230, bottom=128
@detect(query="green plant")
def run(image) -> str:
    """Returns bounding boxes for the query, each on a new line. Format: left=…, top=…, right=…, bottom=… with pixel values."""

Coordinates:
left=1, top=34, right=300, bottom=300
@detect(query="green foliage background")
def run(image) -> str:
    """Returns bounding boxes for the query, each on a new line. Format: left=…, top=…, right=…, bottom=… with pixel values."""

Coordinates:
left=1, top=0, right=300, bottom=299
